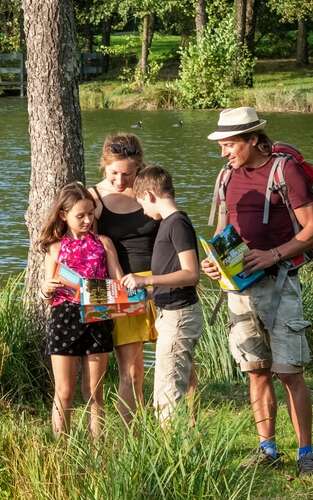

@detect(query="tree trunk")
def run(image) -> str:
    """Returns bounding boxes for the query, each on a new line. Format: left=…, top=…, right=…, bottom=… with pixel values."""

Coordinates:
left=147, top=12, right=155, bottom=49
left=87, top=23, right=93, bottom=53
left=101, top=17, right=111, bottom=73
left=245, top=0, right=258, bottom=55
left=296, top=19, right=309, bottom=66
left=234, top=0, right=247, bottom=45
left=140, top=13, right=151, bottom=76
left=22, top=0, right=84, bottom=311
left=195, top=0, right=207, bottom=43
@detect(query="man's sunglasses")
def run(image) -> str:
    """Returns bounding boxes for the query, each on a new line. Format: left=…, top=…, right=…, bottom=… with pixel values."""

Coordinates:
left=110, top=143, right=140, bottom=157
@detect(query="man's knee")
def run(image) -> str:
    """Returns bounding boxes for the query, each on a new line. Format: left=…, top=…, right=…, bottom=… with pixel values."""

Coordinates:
left=276, top=371, right=304, bottom=386
left=248, top=369, right=273, bottom=382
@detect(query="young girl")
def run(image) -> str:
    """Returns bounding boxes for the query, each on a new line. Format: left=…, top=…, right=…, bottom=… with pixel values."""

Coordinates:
left=38, top=182, right=123, bottom=438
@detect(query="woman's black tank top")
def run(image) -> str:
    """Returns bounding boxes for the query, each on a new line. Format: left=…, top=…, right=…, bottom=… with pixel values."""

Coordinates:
left=92, top=186, right=160, bottom=274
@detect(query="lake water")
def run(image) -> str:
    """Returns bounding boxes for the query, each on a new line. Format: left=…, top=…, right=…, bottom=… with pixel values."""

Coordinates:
left=1, top=97, right=313, bottom=277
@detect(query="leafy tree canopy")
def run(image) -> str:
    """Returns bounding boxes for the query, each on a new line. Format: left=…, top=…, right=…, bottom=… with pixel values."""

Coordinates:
left=267, top=0, right=313, bottom=22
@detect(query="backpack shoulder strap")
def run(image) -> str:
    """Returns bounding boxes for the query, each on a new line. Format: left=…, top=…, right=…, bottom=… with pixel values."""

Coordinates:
left=208, top=165, right=233, bottom=228
left=263, top=154, right=300, bottom=234
left=275, top=158, right=301, bottom=234
left=263, top=155, right=285, bottom=225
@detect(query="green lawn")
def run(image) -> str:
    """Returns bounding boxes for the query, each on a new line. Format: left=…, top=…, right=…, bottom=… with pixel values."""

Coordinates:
left=110, top=32, right=181, bottom=61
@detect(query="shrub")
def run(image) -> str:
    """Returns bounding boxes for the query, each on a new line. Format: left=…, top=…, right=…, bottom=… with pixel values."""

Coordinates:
left=176, top=12, right=254, bottom=109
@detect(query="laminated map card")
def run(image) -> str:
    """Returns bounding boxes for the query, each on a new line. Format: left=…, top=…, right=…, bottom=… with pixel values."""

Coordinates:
left=53, top=263, right=81, bottom=301
left=80, top=302, right=147, bottom=323
left=80, top=278, right=147, bottom=306
left=54, top=264, right=147, bottom=322
left=199, top=224, right=265, bottom=292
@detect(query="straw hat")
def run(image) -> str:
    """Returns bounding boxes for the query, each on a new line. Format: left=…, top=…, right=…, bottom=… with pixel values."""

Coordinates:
left=208, top=107, right=267, bottom=141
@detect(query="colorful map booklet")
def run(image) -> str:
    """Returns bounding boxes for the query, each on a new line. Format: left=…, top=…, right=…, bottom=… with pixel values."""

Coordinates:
left=54, top=263, right=147, bottom=323
left=199, top=224, right=265, bottom=292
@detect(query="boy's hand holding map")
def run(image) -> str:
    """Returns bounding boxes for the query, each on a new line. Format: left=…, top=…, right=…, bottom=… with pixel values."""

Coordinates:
left=199, top=224, right=265, bottom=292
left=54, top=263, right=147, bottom=323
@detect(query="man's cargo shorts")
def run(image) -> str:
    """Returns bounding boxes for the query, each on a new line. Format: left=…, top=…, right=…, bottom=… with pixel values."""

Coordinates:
left=227, top=274, right=311, bottom=373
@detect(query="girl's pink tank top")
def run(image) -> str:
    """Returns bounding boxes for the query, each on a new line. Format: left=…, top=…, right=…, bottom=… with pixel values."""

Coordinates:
left=52, top=232, right=109, bottom=306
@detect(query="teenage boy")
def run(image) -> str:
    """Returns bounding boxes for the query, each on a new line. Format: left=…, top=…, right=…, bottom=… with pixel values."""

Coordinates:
left=121, top=165, right=203, bottom=424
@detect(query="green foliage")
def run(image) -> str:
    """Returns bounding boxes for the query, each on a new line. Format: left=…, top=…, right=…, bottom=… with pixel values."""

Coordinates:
left=115, top=60, right=162, bottom=95
left=267, top=0, right=313, bottom=22
left=74, top=0, right=117, bottom=26
left=299, top=264, right=313, bottom=355
left=102, top=35, right=138, bottom=56
left=176, top=13, right=255, bottom=109
left=0, top=0, right=21, bottom=52
left=255, top=31, right=298, bottom=58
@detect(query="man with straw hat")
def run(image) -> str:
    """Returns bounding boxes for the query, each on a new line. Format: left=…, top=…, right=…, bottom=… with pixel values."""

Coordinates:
left=202, top=106, right=313, bottom=474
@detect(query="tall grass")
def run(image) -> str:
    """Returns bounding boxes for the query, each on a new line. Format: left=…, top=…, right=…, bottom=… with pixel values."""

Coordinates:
left=197, top=285, right=242, bottom=383
left=0, top=401, right=260, bottom=499
left=0, top=273, right=48, bottom=403
left=1, top=274, right=313, bottom=498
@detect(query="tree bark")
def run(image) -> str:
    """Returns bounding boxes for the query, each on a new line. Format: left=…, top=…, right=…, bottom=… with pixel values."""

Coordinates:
left=245, top=0, right=258, bottom=55
left=147, top=12, right=155, bottom=49
left=23, top=0, right=84, bottom=311
left=195, top=0, right=207, bottom=43
left=101, top=17, right=111, bottom=73
left=140, top=13, right=152, bottom=76
left=296, top=19, right=309, bottom=66
left=235, top=0, right=247, bottom=45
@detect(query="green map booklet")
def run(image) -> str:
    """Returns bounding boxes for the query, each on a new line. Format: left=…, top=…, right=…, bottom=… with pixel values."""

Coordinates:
left=199, top=224, right=265, bottom=292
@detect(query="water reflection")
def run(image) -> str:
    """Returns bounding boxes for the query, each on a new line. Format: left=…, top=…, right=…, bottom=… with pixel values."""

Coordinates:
left=1, top=98, right=313, bottom=276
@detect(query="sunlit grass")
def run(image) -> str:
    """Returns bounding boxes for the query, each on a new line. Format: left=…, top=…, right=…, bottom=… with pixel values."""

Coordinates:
left=1, top=274, right=313, bottom=497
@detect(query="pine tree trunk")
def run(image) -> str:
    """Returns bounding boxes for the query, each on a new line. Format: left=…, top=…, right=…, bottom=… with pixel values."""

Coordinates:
left=101, top=18, right=111, bottom=73
left=23, top=0, right=84, bottom=311
left=296, top=19, right=309, bottom=66
left=235, top=0, right=247, bottom=45
left=195, top=0, right=207, bottom=43
left=140, top=14, right=151, bottom=75
left=147, top=13, right=155, bottom=49
left=245, top=0, right=258, bottom=55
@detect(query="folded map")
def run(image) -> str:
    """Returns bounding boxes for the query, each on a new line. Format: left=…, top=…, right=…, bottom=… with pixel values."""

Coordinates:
left=199, top=224, right=265, bottom=292
left=54, top=263, right=147, bottom=322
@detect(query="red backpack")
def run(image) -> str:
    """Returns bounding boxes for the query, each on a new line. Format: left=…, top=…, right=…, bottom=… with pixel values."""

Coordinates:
left=272, top=142, right=313, bottom=181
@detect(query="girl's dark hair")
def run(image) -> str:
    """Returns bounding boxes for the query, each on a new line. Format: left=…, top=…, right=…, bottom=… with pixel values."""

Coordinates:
left=100, top=133, right=144, bottom=175
left=38, top=182, right=96, bottom=252
left=239, top=131, right=273, bottom=155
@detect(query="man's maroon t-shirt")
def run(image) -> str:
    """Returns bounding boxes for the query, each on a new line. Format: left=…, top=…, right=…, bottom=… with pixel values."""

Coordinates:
left=225, top=156, right=313, bottom=250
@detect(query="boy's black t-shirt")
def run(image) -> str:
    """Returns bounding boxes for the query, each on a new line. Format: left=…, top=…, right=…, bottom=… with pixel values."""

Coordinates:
left=151, top=211, right=199, bottom=310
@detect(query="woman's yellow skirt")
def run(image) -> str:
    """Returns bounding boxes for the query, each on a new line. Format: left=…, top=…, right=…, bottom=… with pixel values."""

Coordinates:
left=113, top=299, right=157, bottom=347
left=113, top=271, right=158, bottom=347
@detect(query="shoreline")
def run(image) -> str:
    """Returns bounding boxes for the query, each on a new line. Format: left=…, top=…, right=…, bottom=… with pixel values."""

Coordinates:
left=79, top=81, right=313, bottom=113
left=79, top=58, right=313, bottom=113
